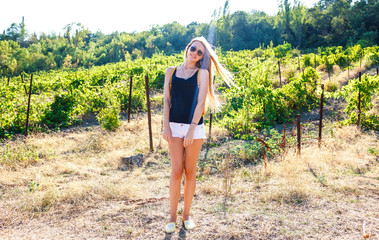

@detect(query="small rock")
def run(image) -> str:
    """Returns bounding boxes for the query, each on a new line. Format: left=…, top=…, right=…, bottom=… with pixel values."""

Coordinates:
left=118, top=154, right=144, bottom=171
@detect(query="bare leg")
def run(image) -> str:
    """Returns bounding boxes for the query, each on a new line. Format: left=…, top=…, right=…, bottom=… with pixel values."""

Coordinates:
left=183, top=139, right=204, bottom=221
left=168, top=137, right=184, bottom=222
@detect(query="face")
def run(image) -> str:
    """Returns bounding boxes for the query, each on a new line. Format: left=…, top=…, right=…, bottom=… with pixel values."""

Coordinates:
left=187, top=41, right=205, bottom=61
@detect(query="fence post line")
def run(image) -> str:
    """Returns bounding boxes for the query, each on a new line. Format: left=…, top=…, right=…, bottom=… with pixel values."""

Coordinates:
left=25, top=74, right=33, bottom=137
left=360, top=49, right=364, bottom=68
left=358, top=72, right=361, bottom=130
left=298, top=50, right=303, bottom=74
left=298, top=54, right=302, bottom=75
left=318, top=84, right=324, bottom=148
left=145, top=74, right=153, bottom=152
left=128, top=76, right=133, bottom=123
left=209, top=113, right=213, bottom=140
left=314, top=54, right=317, bottom=69
left=263, top=147, right=267, bottom=169
left=297, top=114, right=301, bottom=156
left=278, top=60, right=282, bottom=86
left=21, top=75, right=28, bottom=95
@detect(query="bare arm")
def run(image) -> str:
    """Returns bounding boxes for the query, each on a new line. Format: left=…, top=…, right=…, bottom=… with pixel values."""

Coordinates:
left=163, top=66, right=175, bottom=142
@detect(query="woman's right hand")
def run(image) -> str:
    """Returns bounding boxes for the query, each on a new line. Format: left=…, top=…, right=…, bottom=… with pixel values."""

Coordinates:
left=163, top=125, right=173, bottom=143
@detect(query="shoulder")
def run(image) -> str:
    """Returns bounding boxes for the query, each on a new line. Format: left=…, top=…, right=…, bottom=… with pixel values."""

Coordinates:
left=198, top=69, right=209, bottom=83
left=199, top=68, right=209, bottom=75
left=165, top=66, right=176, bottom=75
left=164, top=66, right=176, bottom=84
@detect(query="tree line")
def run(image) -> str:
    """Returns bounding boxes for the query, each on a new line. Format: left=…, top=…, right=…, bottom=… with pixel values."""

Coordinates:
left=1, top=0, right=378, bottom=77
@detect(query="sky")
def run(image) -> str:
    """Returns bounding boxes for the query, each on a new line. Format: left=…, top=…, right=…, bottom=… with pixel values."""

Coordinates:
left=0, top=0, right=319, bottom=36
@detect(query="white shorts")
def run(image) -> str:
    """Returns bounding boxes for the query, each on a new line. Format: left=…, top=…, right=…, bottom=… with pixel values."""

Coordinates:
left=169, top=122, right=206, bottom=139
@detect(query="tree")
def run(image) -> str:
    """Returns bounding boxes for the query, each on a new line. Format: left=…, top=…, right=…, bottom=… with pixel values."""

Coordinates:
left=1, top=22, right=25, bottom=43
left=0, top=40, right=19, bottom=76
left=63, top=54, right=73, bottom=68
left=274, top=43, right=292, bottom=86
left=216, top=0, right=232, bottom=50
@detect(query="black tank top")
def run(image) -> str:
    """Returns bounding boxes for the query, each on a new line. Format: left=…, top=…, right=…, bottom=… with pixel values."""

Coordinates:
left=169, top=68, right=203, bottom=125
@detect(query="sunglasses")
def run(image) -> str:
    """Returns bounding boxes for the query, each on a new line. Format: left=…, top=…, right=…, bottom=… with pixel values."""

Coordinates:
left=189, top=45, right=204, bottom=57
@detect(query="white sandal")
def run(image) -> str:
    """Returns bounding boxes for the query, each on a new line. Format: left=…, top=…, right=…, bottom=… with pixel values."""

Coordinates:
left=165, top=222, right=176, bottom=233
left=183, top=219, right=196, bottom=230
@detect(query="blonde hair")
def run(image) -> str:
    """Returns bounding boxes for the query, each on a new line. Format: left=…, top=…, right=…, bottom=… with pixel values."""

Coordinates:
left=184, top=36, right=234, bottom=113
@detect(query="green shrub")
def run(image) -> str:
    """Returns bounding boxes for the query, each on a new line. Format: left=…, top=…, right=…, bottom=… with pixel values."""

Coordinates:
left=150, top=69, right=165, bottom=90
left=0, top=143, right=40, bottom=169
left=284, top=66, right=296, bottom=82
left=97, top=106, right=121, bottom=131
left=302, top=55, right=312, bottom=67
left=335, top=74, right=379, bottom=130
left=42, top=93, right=76, bottom=128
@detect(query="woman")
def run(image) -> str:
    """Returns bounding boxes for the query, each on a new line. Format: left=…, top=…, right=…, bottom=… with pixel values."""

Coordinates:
left=162, top=36, right=233, bottom=233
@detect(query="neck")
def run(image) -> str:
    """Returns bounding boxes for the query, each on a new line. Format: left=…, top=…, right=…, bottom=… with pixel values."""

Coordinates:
left=182, top=59, right=197, bottom=69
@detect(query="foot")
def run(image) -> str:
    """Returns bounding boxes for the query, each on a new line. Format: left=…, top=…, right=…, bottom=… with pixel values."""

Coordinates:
left=183, top=218, right=195, bottom=230
left=165, top=222, right=176, bottom=233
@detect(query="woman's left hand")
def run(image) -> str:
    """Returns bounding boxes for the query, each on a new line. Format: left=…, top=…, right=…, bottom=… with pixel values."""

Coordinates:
left=183, top=127, right=195, bottom=148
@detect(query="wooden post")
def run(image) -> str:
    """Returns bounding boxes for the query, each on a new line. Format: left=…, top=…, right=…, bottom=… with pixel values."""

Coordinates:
left=246, top=103, right=250, bottom=135
left=25, top=74, right=33, bottom=137
left=358, top=72, right=361, bottom=129
left=314, top=54, right=317, bottom=69
left=209, top=113, right=213, bottom=140
left=7, top=77, right=10, bottom=86
left=145, top=74, right=153, bottom=152
left=280, top=124, right=286, bottom=161
left=278, top=60, right=282, bottom=86
left=21, top=75, right=28, bottom=95
left=318, top=84, right=324, bottom=148
left=263, top=147, right=267, bottom=169
left=128, top=76, right=133, bottom=123
left=360, top=49, right=364, bottom=68
left=297, top=114, right=301, bottom=156
left=298, top=55, right=301, bottom=72
left=327, top=66, right=331, bottom=82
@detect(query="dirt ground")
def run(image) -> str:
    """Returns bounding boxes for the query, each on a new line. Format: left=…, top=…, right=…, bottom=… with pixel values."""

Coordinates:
left=1, top=121, right=378, bottom=240
left=1, top=170, right=378, bottom=239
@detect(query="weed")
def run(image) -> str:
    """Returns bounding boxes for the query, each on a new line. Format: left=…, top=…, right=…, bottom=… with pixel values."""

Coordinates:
left=27, top=181, right=40, bottom=193
left=0, top=142, right=41, bottom=169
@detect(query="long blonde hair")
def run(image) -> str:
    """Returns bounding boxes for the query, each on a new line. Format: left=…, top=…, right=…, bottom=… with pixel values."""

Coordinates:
left=184, top=36, right=234, bottom=113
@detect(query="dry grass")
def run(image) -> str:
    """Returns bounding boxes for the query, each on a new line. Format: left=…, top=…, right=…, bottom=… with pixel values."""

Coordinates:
left=0, top=110, right=378, bottom=239
left=323, top=60, right=378, bottom=89
left=0, top=113, right=169, bottom=228
left=323, top=80, right=340, bottom=92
